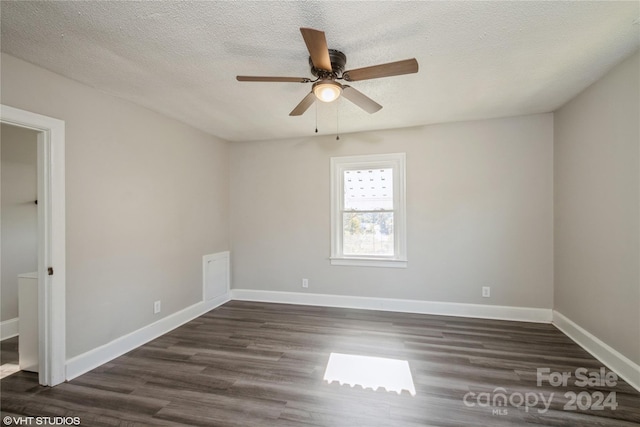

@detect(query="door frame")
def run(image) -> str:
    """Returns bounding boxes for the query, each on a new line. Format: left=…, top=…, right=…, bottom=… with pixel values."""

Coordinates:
left=1, top=104, right=66, bottom=386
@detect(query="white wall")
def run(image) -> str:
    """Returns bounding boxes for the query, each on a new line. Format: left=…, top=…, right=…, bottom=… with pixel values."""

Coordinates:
left=230, top=114, right=554, bottom=309
left=1, top=53, right=230, bottom=358
left=554, top=51, right=639, bottom=365
left=1, top=123, right=38, bottom=322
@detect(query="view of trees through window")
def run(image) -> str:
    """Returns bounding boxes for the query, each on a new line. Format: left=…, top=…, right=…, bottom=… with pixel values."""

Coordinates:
left=342, top=212, right=394, bottom=255
left=342, top=168, right=394, bottom=256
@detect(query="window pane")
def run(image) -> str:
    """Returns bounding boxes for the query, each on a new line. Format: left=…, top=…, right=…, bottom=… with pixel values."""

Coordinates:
left=344, top=168, right=393, bottom=211
left=343, top=212, right=394, bottom=256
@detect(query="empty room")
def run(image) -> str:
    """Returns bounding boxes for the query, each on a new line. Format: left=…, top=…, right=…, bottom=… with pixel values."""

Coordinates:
left=1, top=1, right=639, bottom=426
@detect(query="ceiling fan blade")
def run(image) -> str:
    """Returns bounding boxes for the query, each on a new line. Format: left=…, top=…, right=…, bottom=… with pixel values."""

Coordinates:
left=300, top=27, right=332, bottom=72
left=237, top=76, right=310, bottom=83
left=343, top=58, right=418, bottom=82
left=341, top=86, right=382, bottom=114
left=289, top=92, right=316, bottom=116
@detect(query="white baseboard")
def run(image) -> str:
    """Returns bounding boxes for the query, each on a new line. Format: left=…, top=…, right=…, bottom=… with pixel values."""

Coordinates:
left=65, top=294, right=230, bottom=381
left=230, top=289, right=552, bottom=323
left=0, top=318, right=19, bottom=341
left=552, top=310, right=640, bottom=392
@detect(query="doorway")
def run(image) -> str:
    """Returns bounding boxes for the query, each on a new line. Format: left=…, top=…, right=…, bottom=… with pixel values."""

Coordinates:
left=1, top=123, right=38, bottom=379
left=0, top=105, right=66, bottom=386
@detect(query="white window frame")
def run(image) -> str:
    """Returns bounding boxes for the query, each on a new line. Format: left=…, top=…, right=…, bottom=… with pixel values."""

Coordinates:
left=330, top=153, right=407, bottom=268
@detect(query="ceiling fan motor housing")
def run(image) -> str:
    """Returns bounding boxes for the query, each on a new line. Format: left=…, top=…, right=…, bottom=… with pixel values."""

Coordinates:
left=310, top=49, right=347, bottom=78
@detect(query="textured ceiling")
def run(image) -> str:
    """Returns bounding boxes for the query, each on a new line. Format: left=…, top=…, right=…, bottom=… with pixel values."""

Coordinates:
left=1, top=1, right=639, bottom=142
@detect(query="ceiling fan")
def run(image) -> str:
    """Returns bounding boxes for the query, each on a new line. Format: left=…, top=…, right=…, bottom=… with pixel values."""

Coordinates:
left=236, top=28, right=419, bottom=116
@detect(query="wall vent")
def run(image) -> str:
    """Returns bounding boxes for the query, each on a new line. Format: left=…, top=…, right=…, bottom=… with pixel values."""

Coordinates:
left=203, top=251, right=230, bottom=301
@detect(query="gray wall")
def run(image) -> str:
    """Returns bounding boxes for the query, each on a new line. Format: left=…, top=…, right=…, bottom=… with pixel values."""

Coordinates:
left=230, top=114, right=554, bottom=308
left=3, top=44, right=636, bottom=370
left=1, top=124, right=38, bottom=322
left=1, top=53, right=230, bottom=358
left=554, top=51, right=640, bottom=365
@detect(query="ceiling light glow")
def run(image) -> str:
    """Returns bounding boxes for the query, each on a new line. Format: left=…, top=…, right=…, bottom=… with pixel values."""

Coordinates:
left=313, top=80, right=342, bottom=102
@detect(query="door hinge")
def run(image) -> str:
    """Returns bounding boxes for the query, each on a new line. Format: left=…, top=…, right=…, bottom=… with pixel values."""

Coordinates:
left=48, top=267, right=54, bottom=276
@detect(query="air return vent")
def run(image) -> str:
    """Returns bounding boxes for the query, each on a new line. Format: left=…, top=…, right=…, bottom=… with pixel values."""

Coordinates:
left=203, top=251, right=230, bottom=301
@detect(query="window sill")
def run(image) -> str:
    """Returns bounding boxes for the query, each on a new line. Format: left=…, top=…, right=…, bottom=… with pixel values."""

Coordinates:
left=330, top=257, right=407, bottom=268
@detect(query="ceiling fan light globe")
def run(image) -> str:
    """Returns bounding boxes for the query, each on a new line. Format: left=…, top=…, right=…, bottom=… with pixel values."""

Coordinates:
left=318, top=86, right=340, bottom=102
left=313, top=80, right=342, bottom=102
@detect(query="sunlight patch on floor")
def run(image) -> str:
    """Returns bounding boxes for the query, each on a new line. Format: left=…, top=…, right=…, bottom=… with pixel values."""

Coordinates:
left=0, top=363, right=20, bottom=379
left=323, top=352, right=416, bottom=396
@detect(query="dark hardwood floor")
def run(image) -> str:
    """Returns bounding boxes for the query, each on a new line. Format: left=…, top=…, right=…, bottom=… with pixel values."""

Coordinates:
left=1, top=301, right=639, bottom=426
left=1, top=336, right=18, bottom=366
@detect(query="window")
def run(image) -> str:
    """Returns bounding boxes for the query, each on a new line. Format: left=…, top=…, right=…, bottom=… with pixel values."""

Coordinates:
left=330, top=153, right=407, bottom=268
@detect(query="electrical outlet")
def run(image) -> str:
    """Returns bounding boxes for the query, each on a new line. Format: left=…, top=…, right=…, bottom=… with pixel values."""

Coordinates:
left=302, top=278, right=309, bottom=288
left=154, top=300, right=161, bottom=314
left=482, top=287, right=491, bottom=298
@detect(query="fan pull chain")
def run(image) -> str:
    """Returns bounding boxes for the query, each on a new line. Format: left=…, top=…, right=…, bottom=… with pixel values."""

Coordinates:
left=315, top=102, right=318, bottom=133
left=336, top=99, right=340, bottom=141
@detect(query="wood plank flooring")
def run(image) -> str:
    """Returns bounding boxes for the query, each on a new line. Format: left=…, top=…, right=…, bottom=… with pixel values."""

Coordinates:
left=1, top=337, right=18, bottom=366
left=1, top=301, right=639, bottom=426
